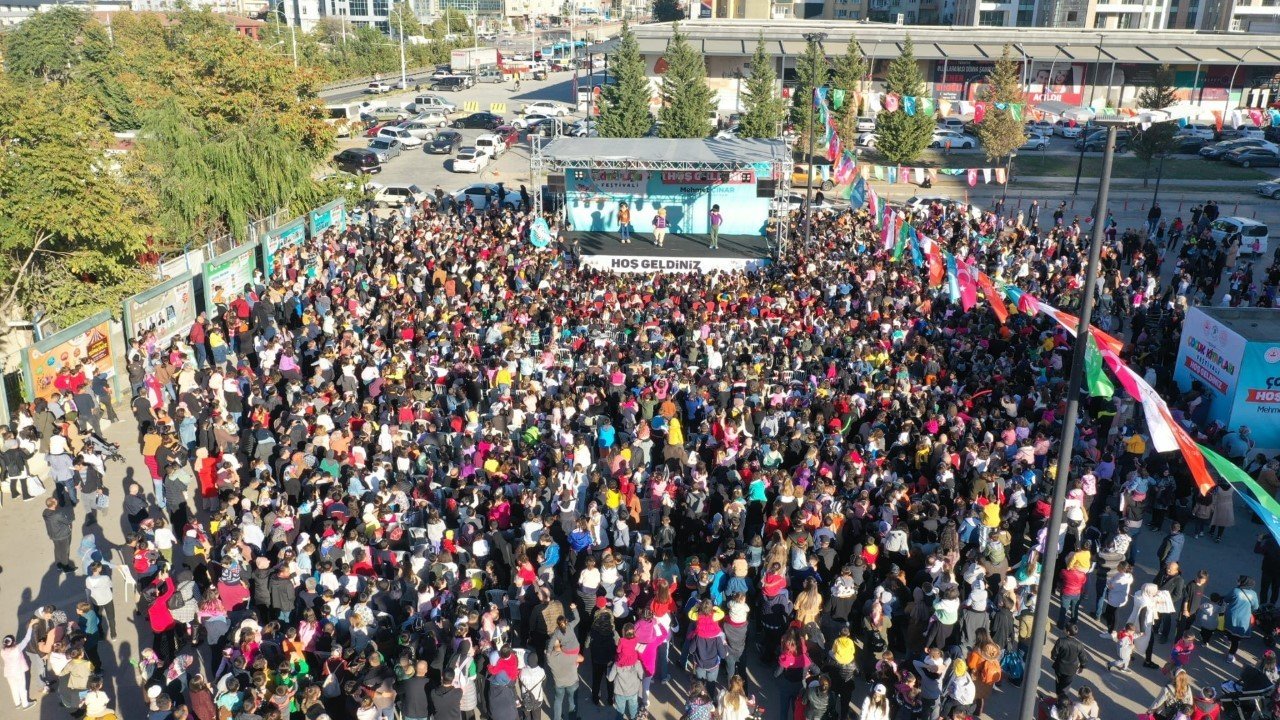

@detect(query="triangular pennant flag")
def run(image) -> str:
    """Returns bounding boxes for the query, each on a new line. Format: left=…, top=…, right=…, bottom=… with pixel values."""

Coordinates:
left=831, top=88, right=846, bottom=110
left=874, top=165, right=885, bottom=180
left=885, top=93, right=900, bottom=113
left=981, top=168, right=992, bottom=184
left=913, top=167, right=924, bottom=185
left=973, top=102, right=987, bottom=123
left=1084, top=333, right=1115, bottom=399
left=967, top=168, right=978, bottom=187
left=921, top=97, right=935, bottom=117
left=868, top=92, right=882, bottom=113
left=899, top=166, right=911, bottom=184
left=1010, top=104, right=1023, bottom=122
left=860, top=164, right=871, bottom=180
left=888, top=166, right=898, bottom=184
left=903, top=96, right=917, bottom=116
left=994, top=167, right=1007, bottom=184
left=813, top=86, right=828, bottom=108
left=938, top=98, right=951, bottom=118
left=928, top=168, right=939, bottom=184
left=994, top=102, right=1007, bottom=111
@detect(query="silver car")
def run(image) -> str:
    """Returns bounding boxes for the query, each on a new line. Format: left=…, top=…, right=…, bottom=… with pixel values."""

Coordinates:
left=367, top=137, right=403, bottom=163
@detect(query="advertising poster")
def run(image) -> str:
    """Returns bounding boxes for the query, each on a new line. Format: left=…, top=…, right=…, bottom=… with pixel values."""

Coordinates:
left=1173, top=306, right=1247, bottom=424
left=23, top=312, right=116, bottom=401
left=1230, top=341, right=1280, bottom=450
left=565, top=165, right=771, bottom=235
left=932, top=61, right=994, bottom=101
left=202, top=245, right=258, bottom=315
left=261, top=217, right=308, bottom=276
left=124, top=273, right=197, bottom=344
left=309, top=198, right=347, bottom=238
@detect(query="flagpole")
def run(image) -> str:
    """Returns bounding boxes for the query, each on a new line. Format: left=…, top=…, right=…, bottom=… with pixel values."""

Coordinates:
left=1017, top=123, right=1117, bottom=719
left=802, top=32, right=827, bottom=251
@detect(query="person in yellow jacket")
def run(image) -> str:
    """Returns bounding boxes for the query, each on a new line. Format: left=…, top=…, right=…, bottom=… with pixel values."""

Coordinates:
left=667, top=416, right=684, bottom=447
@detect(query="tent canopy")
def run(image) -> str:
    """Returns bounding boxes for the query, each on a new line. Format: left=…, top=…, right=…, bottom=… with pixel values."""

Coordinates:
left=537, top=138, right=791, bottom=170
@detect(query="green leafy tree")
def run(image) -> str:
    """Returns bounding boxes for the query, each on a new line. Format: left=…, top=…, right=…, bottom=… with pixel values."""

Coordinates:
left=790, top=36, right=826, bottom=133
left=975, top=45, right=1026, bottom=162
left=874, top=35, right=933, bottom=165
left=1131, top=65, right=1180, bottom=187
left=653, top=0, right=685, bottom=21
left=597, top=21, right=653, bottom=138
left=738, top=37, right=784, bottom=139
left=657, top=24, right=714, bottom=138
left=388, top=1, right=423, bottom=38
left=0, top=74, right=152, bottom=327
left=2, top=6, right=111, bottom=83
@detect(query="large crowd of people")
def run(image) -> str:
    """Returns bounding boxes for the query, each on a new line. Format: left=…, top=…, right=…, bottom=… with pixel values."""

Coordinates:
left=2, top=184, right=1280, bottom=720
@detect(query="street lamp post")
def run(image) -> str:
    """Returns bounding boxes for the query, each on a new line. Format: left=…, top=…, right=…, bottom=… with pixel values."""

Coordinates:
left=1152, top=151, right=1166, bottom=206
left=397, top=4, right=408, bottom=87
left=1225, top=48, right=1257, bottom=117
left=1015, top=121, right=1118, bottom=720
left=801, top=32, right=826, bottom=250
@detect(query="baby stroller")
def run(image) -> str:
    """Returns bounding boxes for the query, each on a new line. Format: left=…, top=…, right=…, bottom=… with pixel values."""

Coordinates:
left=84, top=432, right=125, bottom=464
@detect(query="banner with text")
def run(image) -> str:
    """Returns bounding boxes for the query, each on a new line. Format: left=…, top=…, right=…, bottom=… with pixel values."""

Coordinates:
left=22, top=311, right=118, bottom=402
left=123, top=272, right=198, bottom=345
left=261, top=216, right=308, bottom=277
left=566, top=165, right=772, bottom=236
left=580, top=254, right=770, bottom=274
left=202, top=244, right=259, bottom=316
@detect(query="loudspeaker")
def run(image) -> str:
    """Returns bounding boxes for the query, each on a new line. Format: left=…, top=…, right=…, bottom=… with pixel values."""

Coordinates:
left=756, top=179, right=776, bottom=197
left=546, top=175, right=566, bottom=193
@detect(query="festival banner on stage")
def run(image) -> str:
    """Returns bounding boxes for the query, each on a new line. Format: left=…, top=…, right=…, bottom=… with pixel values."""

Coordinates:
left=565, top=165, right=772, bottom=236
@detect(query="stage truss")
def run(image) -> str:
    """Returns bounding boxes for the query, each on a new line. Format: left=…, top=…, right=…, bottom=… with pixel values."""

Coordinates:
left=529, top=137, right=795, bottom=258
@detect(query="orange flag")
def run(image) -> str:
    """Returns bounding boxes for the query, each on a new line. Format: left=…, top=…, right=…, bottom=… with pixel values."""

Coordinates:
left=976, top=271, right=1008, bottom=323
left=926, top=239, right=944, bottom=287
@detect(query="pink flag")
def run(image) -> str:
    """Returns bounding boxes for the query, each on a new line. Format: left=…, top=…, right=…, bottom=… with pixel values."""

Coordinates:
left=966, top=169, right=978, bottom=187
left=1250, top=108, right=1264, bottom=127
left=884, top=93, right=900, bottom=112
left=882, top=210, right=895, bottom=249
left=994, top=167, right=1007, bottom=184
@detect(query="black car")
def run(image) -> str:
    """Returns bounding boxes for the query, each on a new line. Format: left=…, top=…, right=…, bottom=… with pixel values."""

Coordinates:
left=333, top=148, right=381, bottom=175
left=426, top=130, right=464, bottom=154
left=453, top=112, right=504, bottom=130
left=1074, top=129, right=1132, bottom=153
left=1173, top=136, right=1209, bottom=154
left=1200, top=138, right=1273, bottom=160
left=431, top=77, right=468, bottom=92
left=1225, top=147, right=1280, bottom=168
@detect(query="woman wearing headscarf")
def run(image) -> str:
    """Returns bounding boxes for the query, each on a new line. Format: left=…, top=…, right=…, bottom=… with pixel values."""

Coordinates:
left=1224, top=576, right=1260, bottom=664
left=1128, top=582, right=1161, bottom=667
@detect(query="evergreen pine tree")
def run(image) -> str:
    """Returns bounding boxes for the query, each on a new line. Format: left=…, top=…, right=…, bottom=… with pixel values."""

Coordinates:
left=975, top=45, right=1027, bottom=162
left=738, top=36, right=785, bottom=139
left=1131, top=65, right=1180, bottom=186
left=873, top=35, right=934, bottom=165
left=830, top=38, right=867, bottom=119
left=657, top=24, right=715, bottom=138
left=597, top=21, right=653, bottom=138
left=652, top=0, right=684, bottom=21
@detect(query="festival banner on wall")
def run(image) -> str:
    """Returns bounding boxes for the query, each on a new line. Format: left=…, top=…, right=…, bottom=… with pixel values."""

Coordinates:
left=261, top=216, right=308, bottom=277
left=22, top=311, right=118, bottom=402
left=309, top=198, right=347, bottom=238
left=202, top=244, right=259, bottom=316
left=123, top=272, right=198, bottom=344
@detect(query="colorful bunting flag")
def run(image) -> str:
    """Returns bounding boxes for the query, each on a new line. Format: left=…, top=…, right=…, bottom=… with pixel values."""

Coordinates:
left=938, top=98, right=952, bottom=118
left=1083, top=333, right=1114, bottom=399
left=967, top=169, right=978, bottom=187
left=885, top=93, right=900, bottom=113
left=973, top=102, right=987, bottom=123
left=976, top=271, right=1008, bottom=324
left=903, top=96, right=917, bottom=116
left=1010, top=104, right=1023, bottom=122
left=921, top=97, right=935, bottom=117
left=995, top=167, right=1007, bottom=185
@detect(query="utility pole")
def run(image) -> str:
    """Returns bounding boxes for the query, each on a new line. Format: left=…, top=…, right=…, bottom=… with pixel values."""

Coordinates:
left=290, top=19, right=298, bottom=68
left=801, top=32, right=826, bottom=250
left=398, top=3, right=408, bottom=87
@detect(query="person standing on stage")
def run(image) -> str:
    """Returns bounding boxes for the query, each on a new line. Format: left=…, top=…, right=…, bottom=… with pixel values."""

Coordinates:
left=709, top=205, right=722, bottom=250
left=652, top=208, right=668, bottom=247
left=619, top=202, right=632, bottom=244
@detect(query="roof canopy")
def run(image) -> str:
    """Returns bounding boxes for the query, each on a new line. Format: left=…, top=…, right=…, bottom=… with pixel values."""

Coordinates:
left=532, top=138, right=792, bottom=172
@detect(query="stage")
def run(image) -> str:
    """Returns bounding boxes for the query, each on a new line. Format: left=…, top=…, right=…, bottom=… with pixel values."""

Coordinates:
left=570, top=231, right=772, bottom=273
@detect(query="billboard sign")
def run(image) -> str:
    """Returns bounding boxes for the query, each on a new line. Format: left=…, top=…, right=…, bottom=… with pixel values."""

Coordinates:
left=124, top=272, right=198, bottom=344
left=1173, top=306, right=1247, bottom=424
left=309, top=198, right=347, bottom=238
left=1231, top=341, right=1280, bottom=450
left=22, top=312, right=117, bottom=402
left=202, top=244, right=258, bottom=316
left=565, top=164, right=772, bottom=235
left=261, top=216, right=308, bottom=277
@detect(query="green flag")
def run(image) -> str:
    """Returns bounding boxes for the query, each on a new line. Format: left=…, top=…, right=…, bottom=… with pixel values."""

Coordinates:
left=832, top=89, right=846, bottom=110
left=893, top=222, right=910, bottom=261
left=1010, top=104, right=1023, bottom=122
left=1200, top=443, right=1280, bottom=516
left=1084, top=333, right=1115, bottom=399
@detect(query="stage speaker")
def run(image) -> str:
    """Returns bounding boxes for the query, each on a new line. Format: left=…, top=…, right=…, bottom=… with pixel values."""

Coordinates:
left=756, top=179, right=777, bottom=197
left=547, top=175, right=566, bottom=193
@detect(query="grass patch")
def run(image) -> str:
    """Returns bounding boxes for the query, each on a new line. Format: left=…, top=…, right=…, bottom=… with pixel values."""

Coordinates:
left=857, top=149, right=1271, bottom=181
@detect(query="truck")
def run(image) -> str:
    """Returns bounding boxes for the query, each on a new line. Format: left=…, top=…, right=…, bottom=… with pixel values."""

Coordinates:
left=450, top=47, right=502, bottom=74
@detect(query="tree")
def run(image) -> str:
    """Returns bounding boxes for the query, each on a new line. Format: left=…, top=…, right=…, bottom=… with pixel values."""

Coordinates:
left=830, top=37, right=867, bottom=120
left=0, top=73, right=153, bottom=327
left=657, top=24, right=715, bottom=138
left=790, top=36, right=826, bottom=133
left=874, top=35, right=933, bottom=165
left=975, top=45, right=1026, bottom=163
left=738, top=37, right=784, bottom=139
left=4, top=6, right=112, bottom=83
left=597, top=21, right=653, bottom=138
left=653, top=0, right=685, bottom=21
left=388, top=1, right=423, bottom=38
left=1131, top=65, right=1180, bottom=187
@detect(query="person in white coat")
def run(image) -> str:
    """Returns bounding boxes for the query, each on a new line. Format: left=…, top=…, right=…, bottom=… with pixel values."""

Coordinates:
left=2, top=619, right=39, bottom=710
left=860, top=684, right=893, bottom=720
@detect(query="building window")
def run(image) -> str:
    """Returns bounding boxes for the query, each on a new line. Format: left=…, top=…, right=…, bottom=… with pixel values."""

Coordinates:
left=1065, top=9, right=1076, bottom=19
left=349, top=0, right=368, bottom=14
left=373, top=0, right=388, bottom=15
left=1186, top=9, right=1196, bottom=23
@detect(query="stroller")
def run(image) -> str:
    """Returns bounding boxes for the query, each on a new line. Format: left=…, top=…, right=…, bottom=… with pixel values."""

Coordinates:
left=84, top=432, right=125, bottom=464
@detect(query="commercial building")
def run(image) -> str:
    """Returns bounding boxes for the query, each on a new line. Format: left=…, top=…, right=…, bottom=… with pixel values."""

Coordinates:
left=592, top=20, right=1280, bottom=116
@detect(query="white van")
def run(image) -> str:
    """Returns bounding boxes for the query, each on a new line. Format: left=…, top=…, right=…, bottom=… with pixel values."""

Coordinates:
left=409, top=95, right=457, bottom=114
left=1211, top=216, right=1270, bottom=257
left=324, top=103, right=360, bottom=137
left=474, top=133, right=506, bottom=159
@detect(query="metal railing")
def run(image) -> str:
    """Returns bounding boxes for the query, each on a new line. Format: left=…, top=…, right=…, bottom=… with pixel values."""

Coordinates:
left=320, top=66, right=437, bottom=96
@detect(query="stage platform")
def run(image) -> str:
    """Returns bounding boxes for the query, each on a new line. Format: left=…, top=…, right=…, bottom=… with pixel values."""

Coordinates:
left=570, top=231, right=772, bottom=273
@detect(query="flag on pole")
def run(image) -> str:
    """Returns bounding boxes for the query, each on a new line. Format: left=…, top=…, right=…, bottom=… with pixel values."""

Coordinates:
left=882, top=210, right=895, bottom=249
left=957, top=257, right=978, bottom=311
left=976, top=271, right=1008, bottom=324
left=909, top=228, right=924, bottom=268
left=945, top=252, right=960, bottom=303
left=1083, top=333, right=1115, bottom=399
left=893, top=219, right=909, bottom=260
left=1201, top=444, right=1280, bottom=510
left=847, top=176, right=866, bottom=207
left=867, top=185, right=880, bottom=226
left=926, top=238, right=944, bottom=287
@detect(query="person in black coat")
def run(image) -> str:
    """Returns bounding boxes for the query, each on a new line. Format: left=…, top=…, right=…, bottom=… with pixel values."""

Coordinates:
left=399, top=660, right=433, bottom=720
left=430, top=669, right=463, bottom=720
left=1050, top=623, right=1087, bottom=696
left=43, top=497, right=75, bottom=572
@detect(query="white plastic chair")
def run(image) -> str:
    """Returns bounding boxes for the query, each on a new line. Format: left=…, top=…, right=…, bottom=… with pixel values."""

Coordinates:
left=116, top=547, right=137, bottom=602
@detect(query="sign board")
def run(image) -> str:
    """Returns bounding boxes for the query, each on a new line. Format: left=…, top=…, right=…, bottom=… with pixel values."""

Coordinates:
left=309, top=198, right=347, bottom=238
left=123, top=272, right=198, bottom=344
left=158, top=248, right=206, bottom=281
left=261, top=216, right=308, bottom=277
left=21, top=311, right=118, bottom=402
left=1230, top=340, right=1280, bottom=450
left=580, top=254, right=770, bottom=274
left=1174, top=305, right=1247, bottom=425
left=202, top=244, right=258, bottom=315
left=565, top=164, right=772, bottom=235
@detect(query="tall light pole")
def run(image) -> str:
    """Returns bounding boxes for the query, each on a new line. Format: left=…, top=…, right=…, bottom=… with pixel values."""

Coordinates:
left=1225, top=48, right=1257, bottom=117
left=397, top=3, right=408, bottom=87
left=801, top=32, right=826, bottom=250
left=1015, top=121, right=1117, bottom=720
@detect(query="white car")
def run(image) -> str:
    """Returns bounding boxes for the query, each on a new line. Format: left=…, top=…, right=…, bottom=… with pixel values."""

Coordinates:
left=512, top=113, right=555, bottom=130
left=569, top=119, right=598, bottom=137
left=1054, top=120, right=1084, bottom=138
left=474, top=133, right=507, bottom=159
left=453, top=183, right=522, bottom=211
left=936, top=118, right=966, bottom=133
left=855, top=116, right=877, bottom=133
left=365, top=82, right=392, bottom=94
left=930, top=129, right=975, bottom=149
left=1210, top=216, right=1270, bottom=256
left=856, top=132, right=877, bottom=148
left=452, top=147, right=489, bottom=173
left=1175, top=123, right=1217, bottom=141
left=1223, top=126, right=1266, bottom=141
left=370, top=106, right=410, bottom=122
left=373, top=184, right=428, bottom=207
left=376, top=126, right=423, bottom=149
left=1025, top=120, right=1055, bottom=135
left=522, top=100, right=570, bottom=116
left=1021, top=132, right=1051, bottom=150
left=399, top=119, right=441, bottom=140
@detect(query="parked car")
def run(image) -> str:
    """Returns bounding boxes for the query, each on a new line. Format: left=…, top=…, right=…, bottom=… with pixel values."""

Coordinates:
left=452, top=147, right=489, bottom=173
left=1174, top=123, right=1218, bottom=141
left=365, top=82, right=392, bottom=94
left=512, top=113, right=555, bottom=130
left=474, top=133, right=508, bottom=159
left=1256, top=180, right=1280, bottom=200
left=409, top=95, right=457, bottom=113
left=522, top=100, right=570, bottom=116
left=453, top=183, right=522, bottom=210
left=791, top=162, right=834, bottom=190
left=855, top=116, right=877, bottom=133
left=1225, top=146, right=1280, bottom=167
left=1053, top=120, right=1084, bottom=138
left=426, top=130, right=464, bottom=154
left=936, top=118, right=966, bottom=133
left=1210, top=216, right=1270, bottom=255
left=1025, top=120, right=1055, bottom=135
left=1200, top=138, right=1277, bottom=160
left=364, top=121, right=391, bottom=138
left=1020, top=132, right=1050, bottom=150
left=476, top=68, right=505, bottom=83
left=1173, top=136, right=1210, bottom=154
left=431, top=77, right=469, bottom=92
left=1221, top=126, right=1267, bottom=141
left=373, top=184, right=428, bottom=207
left=399, top=119, right=441, bottom=140
left=376, top=126, right=424, bottom=149
left=856, top=132, right=877, bottom=148
left=568, top=119, right=598, bottom=137
left=493, top=125, right=520, bottom=148
left=370, top=106, right=410, bottom=122
left=930, top=129, right=975, bottom=149
left=367, top=137, right=403, bottom=163
left=332, top=148, right=381, bottom=175
left=430, top=68, right=453, bottom=80
left=1075, top=129, right=1132, bottom=152
left=453, top=112, right=504, bottom=130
